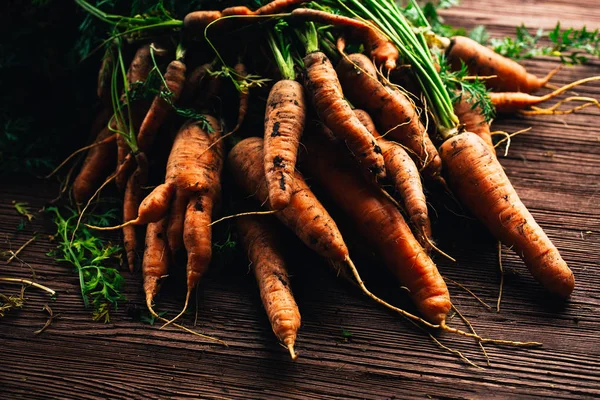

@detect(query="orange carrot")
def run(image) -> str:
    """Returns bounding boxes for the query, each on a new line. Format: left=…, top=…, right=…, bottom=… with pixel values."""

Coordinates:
left=453, top=96, right=494, bottom=154
left=231, top=63, right=250, bottom=134
left=256, top=0, right=306, bottom=15
left=137, top=59, right=187, bottom=152
left=336, top=53, right=442, bottom=181
left=143, top=216, right=170, bottom=313
left=122, top=153, right=148, bottom=272
left=229, top=137, right=348, bottom=261
left=264, top=79, right=306, bottom=210
left=303, top=51, right=386, bottom=180
left=183, top=11, right=223, bottom=38
left=236, top=215, right=301, bottom=359
left=446, top=36, right=560, bottom=93
left=353, top=109, right=432, bottom=249
left=72, top=126, right=117, bottom=204
left=439, top=132, right=575, bottom=297
left=221, top=6, right=255, bottom=16
left=291, top=8, right=398, bottom=70
left=303, top=135, right=450, bottom=323
left=180, top=63, right=211, bottom=106
left=166, top=190, right=190, bottom=255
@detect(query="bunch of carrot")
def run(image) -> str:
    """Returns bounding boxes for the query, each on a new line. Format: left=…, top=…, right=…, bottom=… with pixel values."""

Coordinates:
left=61, top=0, right=598, bottom=362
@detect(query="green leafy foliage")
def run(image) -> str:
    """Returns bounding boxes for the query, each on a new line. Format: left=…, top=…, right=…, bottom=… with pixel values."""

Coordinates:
left=403, top=0, right=466, bottom=38
left=47, top=207, right=124, bottom=323
left=437, top=54, right=495, bottom=122
left=491, top=23, right=600, bottom=65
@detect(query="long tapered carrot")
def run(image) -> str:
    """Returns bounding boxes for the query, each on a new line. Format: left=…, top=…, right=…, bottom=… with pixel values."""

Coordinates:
left=122, top=153, right=148, bottom=272
left=264, top=79, right=306, bottom=210
left=336, top=52, right=442, bottom=182
left=303, top=51, right=386, bottom=180
left=302, top=134, right=450, bottom=323
left=439, top=131, right=575, bottom=297
left=353, top=109, right=432, bottom=249
left=446, top=36, right=561, bottom=93
left=237, top=215, right=301, bottom=359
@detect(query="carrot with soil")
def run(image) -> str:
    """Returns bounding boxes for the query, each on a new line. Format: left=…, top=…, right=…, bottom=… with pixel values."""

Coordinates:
left=353, top=109, right=432, bottom=250
left=439, top=132, right=575, bottom=297
left=453, top=95, right=494, bottom=154
left=143, top=216, right=170, bottom=316
left=302, top=134, right=450, bottom=324
left=263, top=28, right=306, bottom=210
left=237, top=215, right=301, bottom=360
left=298, top=22, right=386, bottom=181
left=335, top=52, right=442, bottom=182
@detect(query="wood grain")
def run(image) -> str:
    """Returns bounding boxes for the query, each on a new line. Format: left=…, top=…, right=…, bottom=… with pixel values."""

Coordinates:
left=2, top=0, right=600, bottom=398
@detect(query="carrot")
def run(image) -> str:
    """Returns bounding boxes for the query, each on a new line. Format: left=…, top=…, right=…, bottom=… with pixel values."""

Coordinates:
left=89, top=116, right=223, bottom=232
left=336, top=53, right=442, bottom=181
left=303, top=50, right=386, bottom=180
left=137, top=59, right=187, bottom=152
left=116, top=43, right=162, bottom=190
left=291, top=8, right=398, bottom=70
left=446, top=36, right=561, bottom=93
left=453, top=96, right=494, bottom=154
left=256, top=0, right=307, bottom=15
left=231, top=63, right=250, bottom=134
left=221, top=6, right=255, bottom=16
left=180, top=63, right=211, bottom=106
left=439, top=132, right=575, bottom=297
left=236, top=215, right=301, bottom=359
left=143, top=216, right=170, bottom=314
left=166, top=190, right=190, bottom=255
left=489, top=76, right=600, bottom=113
left=72, top=126, right=118, bottom=204
left=263, top=80, right=306, bottom=210
left=353, top=109, right=432, bottom=249
left=122, top=153, right=148, bottom=272
left=302, top=135, right=450, bottom=324
left=229, top=137, right=348, bottom=261
left=183, top=11, right=223, bottom=37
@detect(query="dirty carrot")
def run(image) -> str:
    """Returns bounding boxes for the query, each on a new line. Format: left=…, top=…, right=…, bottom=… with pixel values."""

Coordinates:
left=143, top=216, right=170, bottom=316
left=353, top=109, right=433, bottom=250
left=303, top=134, right=450, bottom=324
left=122, top=153, right=148, bottom=272
left=336, top=52, right=442, bottom=182
left=299, top=22, right=386, bottom=181
left=439, top=131, right=575, bottom=297
left=264, top=30, right=306, bottom=210
left=237, top=215, right=301, bottom=360
left=166, top=190, right=189, bottom=254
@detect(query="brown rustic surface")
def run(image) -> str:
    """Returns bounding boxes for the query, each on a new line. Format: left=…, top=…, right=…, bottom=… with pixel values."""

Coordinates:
left=1, top=1, right=600, bottom=399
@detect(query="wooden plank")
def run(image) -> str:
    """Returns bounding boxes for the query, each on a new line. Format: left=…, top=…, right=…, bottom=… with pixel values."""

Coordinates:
left=1, top=0, right=600, bottom=399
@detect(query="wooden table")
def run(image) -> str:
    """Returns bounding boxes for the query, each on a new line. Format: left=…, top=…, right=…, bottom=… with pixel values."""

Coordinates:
left=1, top=1, right=599, bottom=398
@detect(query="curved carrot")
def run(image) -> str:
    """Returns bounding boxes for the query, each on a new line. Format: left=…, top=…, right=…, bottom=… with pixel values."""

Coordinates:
left=336, top=53, right=442, bottom=181
left=303, top=135, right=450, bottom=324
left=137, top=59, right=187, bottom=152
left=354, top=109, right=432, bottom=249
left=291, top=8, right=398, bottom=70
left=439, top=132, right=575, bottom=297
left=256, top=0, right=307, bottom=15
left=237, top=215, right=301, bottom=359
left=72, top=126, right=117, bottom=204
left=229, top=137, right=348, bottom=261
left=447, top=36, right=560, bottom=93
left=264, top=80, right=306, bottom=210
left=303, top=51, right=386, bottom=180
